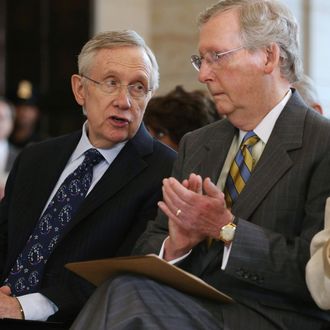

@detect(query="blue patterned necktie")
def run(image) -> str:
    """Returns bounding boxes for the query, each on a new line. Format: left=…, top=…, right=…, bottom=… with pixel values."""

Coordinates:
left=4, top=148, right=104, bottom=296
left=224, top=131, right=259, bottom=208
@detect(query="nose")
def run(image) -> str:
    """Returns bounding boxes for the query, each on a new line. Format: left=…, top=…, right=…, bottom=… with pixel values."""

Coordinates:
left=114, top=86, right=132, bottom=109
left=198, top=61, right=214, bottom=84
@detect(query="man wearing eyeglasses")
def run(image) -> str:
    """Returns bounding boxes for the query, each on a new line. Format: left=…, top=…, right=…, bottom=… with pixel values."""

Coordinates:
left=71, top=1, right=330, bottom=330
left=0, top=30, right=176, bottom=326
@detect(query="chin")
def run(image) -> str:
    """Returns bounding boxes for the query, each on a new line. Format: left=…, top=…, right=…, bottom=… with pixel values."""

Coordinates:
left=216, top=105, right=233, bottom=117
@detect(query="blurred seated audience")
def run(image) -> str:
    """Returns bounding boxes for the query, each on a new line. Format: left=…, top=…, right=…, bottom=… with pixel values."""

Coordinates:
left=306, top=197, right=330, bottom=310
left=0, top=97, right=18, bottom=200
left=293, top=74, right=324, bottom=115
left=8, top=80, right=46, bottom=149
left=144, top=85, right=221, bottom=150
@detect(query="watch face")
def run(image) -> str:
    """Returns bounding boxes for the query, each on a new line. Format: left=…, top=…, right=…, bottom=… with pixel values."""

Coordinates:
left=222, top=227, right=234, bottom=240
left=220, top=223, right=236, bottom=242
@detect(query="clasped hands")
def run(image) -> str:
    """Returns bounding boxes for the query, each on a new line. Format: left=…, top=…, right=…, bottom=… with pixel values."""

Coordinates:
left=0, top=285, right=24, bottom=319
left=158, top=173, right=233, bottom=261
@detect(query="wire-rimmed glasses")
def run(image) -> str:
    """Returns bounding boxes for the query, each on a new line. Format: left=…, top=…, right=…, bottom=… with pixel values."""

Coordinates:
left=191, top=46, right=244, bottom=71
left=81, top=75, right=152, bottom=99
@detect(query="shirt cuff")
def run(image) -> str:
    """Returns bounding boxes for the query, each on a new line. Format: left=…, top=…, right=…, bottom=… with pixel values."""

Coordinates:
left=17, top=293, right=58, bottom=321
left=159, top=236, right=191, bottom=264
left=221, top=243, right=232, bottom=270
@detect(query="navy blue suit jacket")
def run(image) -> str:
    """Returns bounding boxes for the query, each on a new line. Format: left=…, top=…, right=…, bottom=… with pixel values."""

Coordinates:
left=0, top=123, right=176, bottom=323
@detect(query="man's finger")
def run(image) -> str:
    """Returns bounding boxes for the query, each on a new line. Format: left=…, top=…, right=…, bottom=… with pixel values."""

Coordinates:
left=203, top=177, right=222, bottom=199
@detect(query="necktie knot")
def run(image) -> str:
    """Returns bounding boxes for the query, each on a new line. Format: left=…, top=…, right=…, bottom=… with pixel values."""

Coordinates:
left=241, top=131, right=259, bottom=150
left=83, top=148, right=104, bottom=166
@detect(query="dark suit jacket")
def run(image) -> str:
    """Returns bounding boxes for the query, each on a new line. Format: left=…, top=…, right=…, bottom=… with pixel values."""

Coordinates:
left=134, top=91, right=330, bottom=325
left=0, top=123, right=176, bottom=323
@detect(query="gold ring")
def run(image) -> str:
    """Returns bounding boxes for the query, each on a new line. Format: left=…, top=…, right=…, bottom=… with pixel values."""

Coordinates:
left=176, top=209, right=182, bottom=217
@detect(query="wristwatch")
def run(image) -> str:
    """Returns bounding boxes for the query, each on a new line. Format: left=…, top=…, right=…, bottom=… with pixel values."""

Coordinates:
left=219, top=222, right=236, bottom=244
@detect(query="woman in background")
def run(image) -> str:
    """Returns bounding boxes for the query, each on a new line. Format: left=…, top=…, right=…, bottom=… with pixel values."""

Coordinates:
left=144, top=85, right=221, bottom=150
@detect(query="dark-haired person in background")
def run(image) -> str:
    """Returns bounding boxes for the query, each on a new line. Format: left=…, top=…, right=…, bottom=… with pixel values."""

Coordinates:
left=144, top=85, right=221, bottom=151
left=8, top=80, right=46, bottom=150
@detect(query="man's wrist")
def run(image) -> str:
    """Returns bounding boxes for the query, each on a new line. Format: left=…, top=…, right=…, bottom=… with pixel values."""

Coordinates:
left=15, top=297, right=25, bottom=320
left=164, top=237, right=190, bottom=261
left=218, top=216, right=237, bottom=245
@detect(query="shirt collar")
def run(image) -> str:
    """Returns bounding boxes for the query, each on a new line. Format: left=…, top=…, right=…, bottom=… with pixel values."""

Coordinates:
left=239, top=89, right=292, bottom=144
left=71, top=121, right=127, bottom=164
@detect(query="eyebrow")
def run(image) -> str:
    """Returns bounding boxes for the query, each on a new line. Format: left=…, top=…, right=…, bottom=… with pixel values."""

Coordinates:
left=101, top=70, right=149, bottom=85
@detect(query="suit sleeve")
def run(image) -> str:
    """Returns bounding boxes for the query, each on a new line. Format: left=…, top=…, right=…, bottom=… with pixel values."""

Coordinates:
left=133, top=135, right=189, bottom=256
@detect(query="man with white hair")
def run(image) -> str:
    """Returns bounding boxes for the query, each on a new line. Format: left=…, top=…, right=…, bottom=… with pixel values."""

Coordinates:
left=0, top=30, right=176, bottom=325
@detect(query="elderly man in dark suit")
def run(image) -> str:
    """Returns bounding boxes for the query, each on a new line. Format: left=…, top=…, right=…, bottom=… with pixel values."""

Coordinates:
left=71, top=1, right=330, bottom=330
left=0, top=30, right=176, bottom=325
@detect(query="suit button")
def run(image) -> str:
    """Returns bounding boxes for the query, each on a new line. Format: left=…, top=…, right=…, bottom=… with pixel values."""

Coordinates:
left=236, top=268, right=245, bottom=277
left=251, top=274, right=259, bottom=282
left=243, top=273, right=249, bottom=279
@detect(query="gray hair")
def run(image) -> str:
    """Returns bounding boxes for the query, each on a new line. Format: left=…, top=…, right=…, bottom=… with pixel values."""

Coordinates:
left=78, top=30, right=159, bottom=91
left=198, top=0, right=303, bottom=83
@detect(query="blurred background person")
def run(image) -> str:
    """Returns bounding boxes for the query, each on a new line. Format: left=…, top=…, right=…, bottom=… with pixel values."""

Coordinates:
left=8, top=80, right=48, bottom=150
left=293, top=74, right=324, bottom=115
left=144, top=85, right=221, bottom=150
left=0, top=97, right=18, bottom=200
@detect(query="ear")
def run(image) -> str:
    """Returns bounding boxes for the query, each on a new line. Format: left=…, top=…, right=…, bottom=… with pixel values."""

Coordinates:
left=71, top=74, right=85, bottom=106
left=312, top=103, right=323, bottom=115
left=263, top=42, right=281, bottom=74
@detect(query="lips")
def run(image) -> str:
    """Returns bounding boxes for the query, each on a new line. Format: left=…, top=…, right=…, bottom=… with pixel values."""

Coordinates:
left=212, top=92, right=225, bottom=98
left=208, top=88, right=224, bottom=97
left=112, top=115, right=130, bottom=123
left=109, top=115, right=130, bottom=126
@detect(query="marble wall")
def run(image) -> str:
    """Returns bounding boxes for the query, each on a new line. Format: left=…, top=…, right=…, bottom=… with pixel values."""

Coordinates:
left=94, top=0, right=329, bottom=115
left=93, top=0, right=214, bottom=95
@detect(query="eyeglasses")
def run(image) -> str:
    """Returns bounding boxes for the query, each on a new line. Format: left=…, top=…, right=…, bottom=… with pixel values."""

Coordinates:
left=81, top=75, right=152, bottom=99
left=191, top=46, right=244, bottom=71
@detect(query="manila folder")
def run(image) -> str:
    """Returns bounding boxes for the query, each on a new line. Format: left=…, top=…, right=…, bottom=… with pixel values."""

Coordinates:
left=65, top=254, right=233, bottom=303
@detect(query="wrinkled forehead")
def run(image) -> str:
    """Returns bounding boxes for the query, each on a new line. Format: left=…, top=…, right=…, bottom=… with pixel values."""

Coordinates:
left=198, top=9, right=242, bottom=53
left=90, top=46, right=152, bottom=80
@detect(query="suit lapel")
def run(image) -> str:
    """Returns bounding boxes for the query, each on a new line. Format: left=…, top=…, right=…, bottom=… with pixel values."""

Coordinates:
left=232, top=92, right=306, bottom=219
left=232, top=135, right=293, bottom=218
left=27, top=134, right=81, bottom=224
left=199, top=120, right=236, bottom=182
left=7, top=132, right=82, bottom=270
left=63, top=124, right=153, bottom=233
